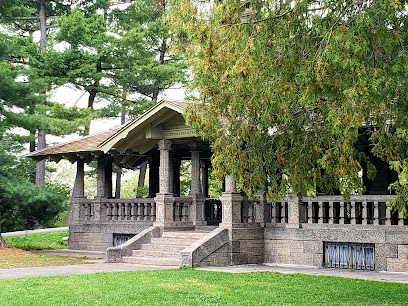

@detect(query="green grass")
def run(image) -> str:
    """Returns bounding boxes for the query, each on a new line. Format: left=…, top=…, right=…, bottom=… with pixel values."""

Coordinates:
left=0, top=269, right=407, bottom=305
left=5, top=230, right=69, bottom=250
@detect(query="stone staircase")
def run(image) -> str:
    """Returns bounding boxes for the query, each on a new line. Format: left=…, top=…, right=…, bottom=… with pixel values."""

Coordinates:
left=122, top=229, right=214, bottom=266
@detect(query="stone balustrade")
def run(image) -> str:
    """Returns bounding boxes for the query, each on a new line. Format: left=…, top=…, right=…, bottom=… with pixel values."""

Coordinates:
left=242, top=198, right=256, bottom=223
left=78, top=198, right=156, bottom=222
left=173, top=197, right=192, bottom=221
left=299, top=195, right=403, bottom=226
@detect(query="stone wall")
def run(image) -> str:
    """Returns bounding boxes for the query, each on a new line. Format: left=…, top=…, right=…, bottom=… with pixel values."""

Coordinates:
left=69, top=223, right=152, bottom=251
left=264, top=224, right=408, bottom=272
left=229, top=226, right=264, bottom=265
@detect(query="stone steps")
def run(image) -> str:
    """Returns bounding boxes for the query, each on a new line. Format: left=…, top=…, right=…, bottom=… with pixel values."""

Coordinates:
left=132, top=249, right=180, bottom=258
left=122, top=229, right=211, bottom=266
left=122, top=256, right=179, bottom=266
left=141, top=243, right=186, bottom=252
left=150, top=237, right=198, bottom=245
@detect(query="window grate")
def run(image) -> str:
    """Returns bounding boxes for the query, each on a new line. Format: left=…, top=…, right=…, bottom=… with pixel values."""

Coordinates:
left=113, top=234, right=135, bottom=246
left=324, top=242, right=375, bottom=270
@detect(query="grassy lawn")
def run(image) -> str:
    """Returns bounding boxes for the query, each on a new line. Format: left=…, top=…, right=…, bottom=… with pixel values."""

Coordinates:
left=1, top=231, right=89, bottom=269
left=0, top=246, right=89, bottom=269
left=0, top=269, right=407, bottom=305
left=4, top=230, right=69, bottom=250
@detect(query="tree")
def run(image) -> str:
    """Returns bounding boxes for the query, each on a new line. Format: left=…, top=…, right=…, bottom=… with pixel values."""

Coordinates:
left=0, top=5, right=90, bottom=242
left=0, top=129, right=70, bottom=233
left=170, top=0, right=408, bottom=213
left=0, top=0, right=94, bottom=185
left=39, top=0, right=187, bottom=124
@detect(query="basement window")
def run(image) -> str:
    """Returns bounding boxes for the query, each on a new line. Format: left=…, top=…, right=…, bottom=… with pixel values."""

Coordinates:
left=324, top=242, right=375, bottom=270
left=113, top=234, right=135, bottom=246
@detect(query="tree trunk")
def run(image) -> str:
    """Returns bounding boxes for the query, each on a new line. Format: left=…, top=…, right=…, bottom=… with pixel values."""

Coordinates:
left=0, top=234, right=6, bottom=247
left=35, top=130, right=46, bottom=186
left=35, top=0, right=47, bottom=186
left=152, top=37, right=167, bottom=102
left=115, top=92, right=128, bottom=199
left=0, top=210, right=6, bottom=246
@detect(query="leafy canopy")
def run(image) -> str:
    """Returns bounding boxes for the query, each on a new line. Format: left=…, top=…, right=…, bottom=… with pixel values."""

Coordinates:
left=170, top=0, right=408, bottom=213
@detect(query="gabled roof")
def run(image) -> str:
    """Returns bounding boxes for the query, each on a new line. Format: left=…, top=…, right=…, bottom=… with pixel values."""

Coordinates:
left=98, top=100, right=191, bottom=154
left=27, top=128, right=121, bottom=160
left=26, top=100, right=195, bottom=162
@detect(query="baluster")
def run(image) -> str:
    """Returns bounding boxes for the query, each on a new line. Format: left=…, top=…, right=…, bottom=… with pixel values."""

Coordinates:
left=385, top=202, right=392, bottom=225
left=151, top=203, right=156, bottom=221
left=350, top=202, right=356, bottom=224
left=339, top=202, right=345, bottom=224
left=143, top=202, right=149, bottom=221
left=361, top=201, right=367, bottom=225
left=268, top=203, right=274, bottom=224
left=328, top=201, right=334, bottom=224
left=307, top=201, right=313, bottom=224
left=132, top=202, right=137, bottom=220
left=251, top=202, right=255, bottom=223
left=174, top=202, right=180, bottom=221
left=136, top=203, right=142, bottom=221
left=117, top=203, right=122, bottom=220
left=106, top=203, right=112, bottom=221
left=183, top=203, right=189, bottom=221
left=112, top=203, right=117, bottom=221
left=125, top=203, right=130, bottom=220
left=90, top=203, right=94, bottom=220
left=281, top=202, right=286, bottom=224
left=398, top=209, right=404, bottom=226
left=373, top=202, right=379, bottom=225
left=318, top=202, right=324, bottom=224
left=84, top=204, right=89, bottom=220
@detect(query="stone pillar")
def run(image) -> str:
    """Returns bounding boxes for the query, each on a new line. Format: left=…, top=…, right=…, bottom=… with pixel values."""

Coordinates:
left=287, top=193, right=300, bottom=228
left=148, top=153, right=160, bottom=198
left=67, top=158, right=85, bottom=225
left=189, top=142, right=206, bottom=225
left=169, top=153, right=175, bottom=196
left=96, top=156, right=106, bottom=198
left=173, top=156, right=181, bottom=196
left=220, top=175, right=263, bottom=265
left=158, top=139, right=172, bottom=194
left=225, top=175, right=237, bottom=193
left=105, top=157, right=113, bottom=199
left=220, top=175, right=242, bottom=226
left=72, top=158, right=85, bottom=198
left=201, top=160, right=209, bottom=198
left=154, top=139, right=176, bottom=229
left=189, top=142, right=202, bottom=195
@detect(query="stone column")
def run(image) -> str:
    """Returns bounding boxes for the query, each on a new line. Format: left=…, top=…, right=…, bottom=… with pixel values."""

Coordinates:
left=169, top=153, right=175, bottom=196
left=189, top=142, right=202, bottom=195
left=93, top=156, right=107, bottom=221
left=158, top=139, right=172, bottom=194
left=220, top=175, right=243, bottom=226
left=173, top=156, right=181, bottom=196
left=72, top=158, right=85, bottom=198
left=201, top=160, right=209, bottom=198
left=220, top=175, right=263, bottom=266
left=105, top=157, right=113, bottom=199
left=154, top=139, right=176, bottom=228
left=287, top=193, right=300, bottom=228
left=68, top=158, right=85, bottom=225
left=96, top=156, right=106, bottom=198
left=189, top=142, right=206, bottom=225
left=148, top=153, right=160, bottom=198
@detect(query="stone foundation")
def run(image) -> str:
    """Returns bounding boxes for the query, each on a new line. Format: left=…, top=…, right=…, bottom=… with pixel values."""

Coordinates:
left=264, top=224, right=408, bottom=272
left=69, top=223, right=152, bottom=251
